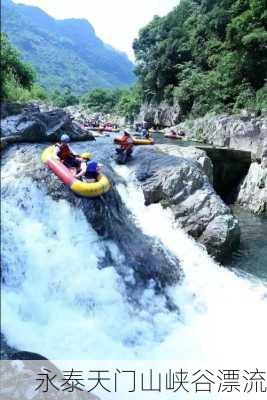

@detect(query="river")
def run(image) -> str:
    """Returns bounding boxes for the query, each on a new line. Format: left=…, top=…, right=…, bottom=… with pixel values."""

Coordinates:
left=1, top=136, right=267, bottom=393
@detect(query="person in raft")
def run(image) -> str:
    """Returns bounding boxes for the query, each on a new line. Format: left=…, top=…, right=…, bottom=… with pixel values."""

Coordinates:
left=75, top=154, right=103, bottom=182
left=55, top=134, right=81, bottom=169
left=119, top=130, right=134, bottom=156
left=141, top=128, right=150, bottom=139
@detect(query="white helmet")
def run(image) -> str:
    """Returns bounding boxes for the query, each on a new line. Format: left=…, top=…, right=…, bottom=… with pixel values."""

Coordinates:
left=61, top=134, right=70, bottom=143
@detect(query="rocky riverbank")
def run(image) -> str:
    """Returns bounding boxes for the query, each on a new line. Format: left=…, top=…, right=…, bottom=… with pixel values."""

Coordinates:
left=137, top=106, right=267, bottom=214
left=178, top=113, right=267, bottom=214
left=0, top=102, right=95, bottom=150
left=0, top=102, right=246, bottom=259
left=132, top=145, right=240, bottom=262
left=65, top=104, right=126, bottom=127
left=1, top=103, right=266, bottom=380
left=1, top=101, right=264, bottom=253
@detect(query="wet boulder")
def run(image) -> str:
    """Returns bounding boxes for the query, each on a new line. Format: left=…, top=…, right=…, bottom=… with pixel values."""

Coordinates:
left=132, top=146, right=240, bottom=262
left=237, top=162, right=267, bottom=214
left=0, top=104, right=95, bottom=144
left=154, top=144, right=214, bottom=184
left=236, top=129, right=267, bottom=214
left=137, top=100, right=182, bottom=127
left=177, top=113, right=267, bottom=160
left=1, top=144, right=180, bottom=289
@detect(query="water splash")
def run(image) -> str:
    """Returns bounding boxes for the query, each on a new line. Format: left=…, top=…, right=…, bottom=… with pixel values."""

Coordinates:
left=1, top=157, right=267, bottom=371
left=115, top=164, right=267, bottom=366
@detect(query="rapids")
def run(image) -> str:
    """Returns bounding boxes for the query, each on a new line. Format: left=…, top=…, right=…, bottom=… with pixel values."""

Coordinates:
left=1, top=138, right=267, bottom=396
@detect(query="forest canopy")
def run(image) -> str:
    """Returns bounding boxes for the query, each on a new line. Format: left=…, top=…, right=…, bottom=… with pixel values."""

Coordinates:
left=2, top=0, right=266, bottom=120
left=133, top=0, right=267, bottom=118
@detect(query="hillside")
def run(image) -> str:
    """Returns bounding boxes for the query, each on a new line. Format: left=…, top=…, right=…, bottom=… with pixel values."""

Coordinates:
left=2, top=0, right=136, bottom=94
left=134, top=0, right=267, bottom=119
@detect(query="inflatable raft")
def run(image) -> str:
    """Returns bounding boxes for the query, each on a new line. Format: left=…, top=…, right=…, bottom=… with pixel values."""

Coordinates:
left=114, top=136, right=154, bottom=145
left=41, top=146, right=110, bottom=197
left=149, top=129, right=164, bottom=134
left=102, top=126, right=120, bottom=132
left=90, top=127, right=105, bottom=132
left=164, top=133, right=183, bottom=140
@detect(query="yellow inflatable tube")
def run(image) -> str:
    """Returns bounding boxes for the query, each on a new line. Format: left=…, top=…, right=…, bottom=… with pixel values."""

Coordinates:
left=41, top=145, right=110, bottom=198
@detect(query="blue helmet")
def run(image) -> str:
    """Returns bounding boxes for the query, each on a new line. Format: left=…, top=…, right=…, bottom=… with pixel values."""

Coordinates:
left=61, top=134, right=70, bottom=143
left=87, top=161, right=98, bottom=172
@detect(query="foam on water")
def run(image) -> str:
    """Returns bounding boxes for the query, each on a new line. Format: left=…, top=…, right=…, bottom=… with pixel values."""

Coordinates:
left=115, top=165, right=267, bottom=366
left=1, top=159, right=267, bottom=374
left=1, top=171, right=177, bottom=360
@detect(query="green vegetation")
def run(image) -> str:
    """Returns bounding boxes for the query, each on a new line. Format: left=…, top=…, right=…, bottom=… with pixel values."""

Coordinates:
left=81, top=85, right=142, bottom=120
left=116, top=85, right=143, bottom=120
left=50, top=88, right=79, bottom=108
left=0, top=32, right=46, bottom=102
left=0, top=33, right=80, bottom=106
left=2, top=0, right=266, bottom=122
left=0, top=32, right=138, bottom=117
left=81, top=88, right=123, bottom=114
left=133, top=0, right=267, bottom=118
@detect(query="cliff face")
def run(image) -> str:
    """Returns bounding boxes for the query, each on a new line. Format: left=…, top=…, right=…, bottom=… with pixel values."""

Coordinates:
left=179, top=113, right=267, bottom=160
left=132, top=146, right=240, bottom=262
left=136, top=101, right=182, bottom=127
left=177, top=113, right=267, bottom=214
left=236, top=137, right=267, bottom=214
left=137, top=103, right=267, bottom=214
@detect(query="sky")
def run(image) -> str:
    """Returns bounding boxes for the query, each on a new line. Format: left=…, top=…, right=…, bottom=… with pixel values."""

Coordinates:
left=13, top=0, right=179, bottom=61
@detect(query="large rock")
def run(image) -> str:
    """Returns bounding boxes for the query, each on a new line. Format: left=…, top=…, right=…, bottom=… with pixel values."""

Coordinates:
left=137, top=100, right=182, bottom=127
left=174, top=113, right=267, bottom=213
left=235, top=129, right=267, bottom=214
left=194, top=146, right=252, bottom=202
left=178, top=113, right=267, bottom=161
left=0, top=101, right=32, bottom=119
left=66, top=104, right=126, bottom=127
left=154, top=144, right=214, bottom=184
left=132, top=146, right=240, bottom=261
left=237, top=162, right=267, bottom=213
left=0, top=105, right=95, bottom=145
left=1, top=144, right=180, bottom=289
left=262, top=136, right=267, bottom=168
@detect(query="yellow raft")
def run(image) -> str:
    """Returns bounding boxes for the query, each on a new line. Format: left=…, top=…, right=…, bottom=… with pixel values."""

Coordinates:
left=148, top=129, right=164, bottom=134
left=41, top=146, right=110, bottom=198
left=114, top=137, right=154, bottom=146
left=133, top=137, right=154, bottom=145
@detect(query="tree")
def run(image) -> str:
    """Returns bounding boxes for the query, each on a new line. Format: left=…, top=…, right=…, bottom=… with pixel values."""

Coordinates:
left=51, top=88, right=79, bottom=107
left=133, top=0, right=267, bottom=118
left=116, top=85, right=142, bottom=120
left=0, top=32, right=47, bottom=101
left=1, top=33, right=35, bottom=96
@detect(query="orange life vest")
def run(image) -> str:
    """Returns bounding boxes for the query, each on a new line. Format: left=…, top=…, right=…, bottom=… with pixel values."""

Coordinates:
left=120, top=135, right=133, bottom=151
left=57, top=143, right=72, bottom=160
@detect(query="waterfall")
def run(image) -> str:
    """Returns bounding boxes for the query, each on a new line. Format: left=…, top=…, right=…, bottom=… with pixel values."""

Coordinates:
left=1, top=157, right=267, bottom=371
left=115, top=164, right=267, bottom=366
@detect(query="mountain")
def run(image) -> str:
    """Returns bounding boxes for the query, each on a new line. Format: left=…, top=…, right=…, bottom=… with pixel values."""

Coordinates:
left=2, top=0, right=136, bottom=94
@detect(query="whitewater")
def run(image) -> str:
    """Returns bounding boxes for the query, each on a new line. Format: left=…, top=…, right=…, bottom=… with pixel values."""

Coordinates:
left=1, top=154, right=267, bottom=399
